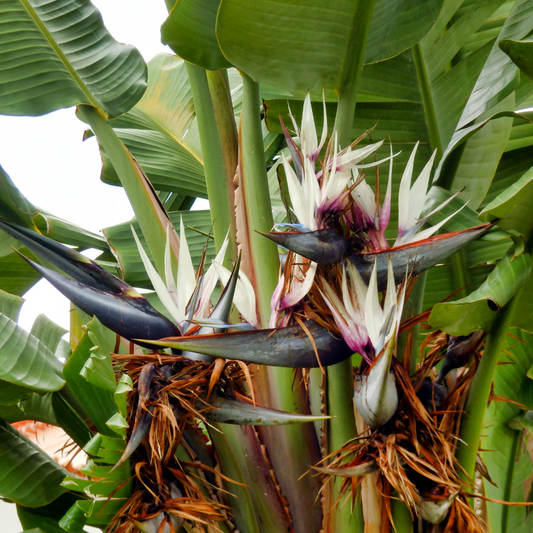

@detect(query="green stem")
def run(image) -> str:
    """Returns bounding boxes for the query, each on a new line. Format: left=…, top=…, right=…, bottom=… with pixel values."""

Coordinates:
left=334, top=0, right=375, bottom=147
left=186, top=64, right=239, bottom=266
left=210, top=425, right=291, bottom=533
left=412, top=42, right=443, bottom=159
left=239, top=73, right=280, bottom=323
left=327, top=361, right=362, bottom=532
left=391, top=496, right=414, bottom=533
left=396, top=271, right=427, bottom=374
left=456, top=292, right=521, bottom=483
left=77, top=105, right=171, bottom=274
left=501, top=429, right=520, bottom=533
left=450, top=249, right=470, bottom=300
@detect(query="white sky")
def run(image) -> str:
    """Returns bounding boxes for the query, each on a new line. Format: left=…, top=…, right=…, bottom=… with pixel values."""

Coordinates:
left=0, top=1, right=185, bottom=333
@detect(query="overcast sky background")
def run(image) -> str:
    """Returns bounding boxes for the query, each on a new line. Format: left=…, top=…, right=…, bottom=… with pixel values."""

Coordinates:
left=0, top=4, right=179, bottom=529
left=0, top=1, right=179, bottom=334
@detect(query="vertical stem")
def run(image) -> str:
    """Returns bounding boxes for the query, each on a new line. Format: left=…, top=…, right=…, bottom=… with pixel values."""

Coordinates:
left=240, top=73, right=322, bottom=533
left=397, top=271, right=427, bottom=374
left=456, top=293, right=520, bottom=483
left=239, top=73, right=280, bottom=323
left=391, top=497, right=414, bottom=533
left=450, top=249, right=470, bottom=300
left=77, top=105, right=172, bottom=274
left=500, top=429, right=520, bottom=533
left=334, top=0, right=376, bottom=147
left=186, top=63, right=238, bottom=267
left=412, top=42, right=443, bottom=160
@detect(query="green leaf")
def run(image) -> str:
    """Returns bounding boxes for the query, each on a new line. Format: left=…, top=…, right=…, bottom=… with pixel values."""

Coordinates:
left=480, top=164, right=533, bottom=238
left=0, top=291, right=64, bottom=392
left=216, top=0, right=367, bottom=91
left=500, top=38, right=533, bottom=81
left=513, top=272, right=533, bottom=333
left=99, top=54, right=205, bottom=197
left=0, top=0, right=147, bottom=118
left=429, top=252, right=532, bottom=335
left=450, top=93, right=515, bottom=210
left=62, top=434, right=131, bottom=527
left=30, top=315, right=67, bottom=354
left=33, top=214, right=108, bottom=253
left=457, top=0, right=533, bottom=129
left=17, top=493, right=81, bottom=533
left=0, top=417, right=68, bottom=507
left=0, top=165, right=38, bottom=229
left=161, top=0, right=232, bottom=70
left=364, top=0, right=443, bottom=64
left=63, top=332, right=117, bottom=437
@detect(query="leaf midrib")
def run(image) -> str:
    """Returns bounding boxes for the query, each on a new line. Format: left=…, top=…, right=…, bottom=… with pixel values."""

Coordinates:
left=19, top=0, right=103, bottom=112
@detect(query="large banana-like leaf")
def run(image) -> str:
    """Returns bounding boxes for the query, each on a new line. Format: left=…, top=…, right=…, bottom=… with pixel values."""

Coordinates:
left=0, top=417, right=68, bottom=507
left=0, top=289, right=64, bottom=393
left=215, top=0, right=442, bottom=91
left=457, top=0, right=533, bottom=129
left=0, top=164, right=113, bottom=294
left=0, top=0, right=146, bottom=118
left=162, top=0, right=232, bottom=70
left=97, top=54, right=205, bottom=198
left=480, top=163, right=533, bottom=238
left=63, top=330, right=118, bottom=438
left=62, top=433, right=132, bottom=528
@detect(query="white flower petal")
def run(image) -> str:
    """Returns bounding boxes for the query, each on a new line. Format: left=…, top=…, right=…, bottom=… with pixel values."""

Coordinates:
left=365, top=260, right=383, bottom=349
left=177, top=217, right=196, bottom=314
left=397, top=142, right=419, bottom=234
left=408, top=149, right=437, bottom=224
left=280, top=259, right=318, bottom=308
left=131, top=225, right=184, bottom=326
left=402, top=203, right=466, bottom=244
left=301, top=93, right=318, bottom=158
left=164, top=224, right=178, bottom=306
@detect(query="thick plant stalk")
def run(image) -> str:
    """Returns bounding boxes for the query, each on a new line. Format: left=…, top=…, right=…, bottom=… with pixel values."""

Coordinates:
left=391, top=497, right=414, bottom=533
left=239, top=73, right=323, bottom=533
left=397, top=271, right=427, bottom=373
left=455, top=292, right=521, bottom=483
left=209, top=425, right=290, bottom=533
left=186, top=63, right=239, bottom=266
left=412, top=42, right=443, bottom=160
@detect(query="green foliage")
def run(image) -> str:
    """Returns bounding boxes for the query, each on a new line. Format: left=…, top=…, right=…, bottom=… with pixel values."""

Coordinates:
left=3, top=1, right=533, bottom=532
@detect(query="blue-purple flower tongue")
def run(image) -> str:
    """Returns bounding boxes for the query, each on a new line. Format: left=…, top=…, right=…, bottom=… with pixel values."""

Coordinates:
left=261, top=228, right=349, bottom=265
